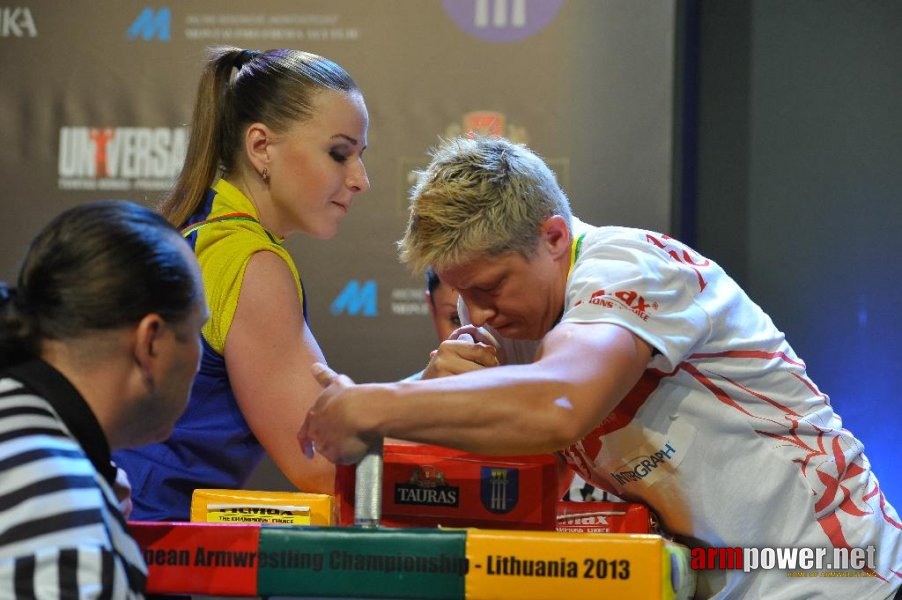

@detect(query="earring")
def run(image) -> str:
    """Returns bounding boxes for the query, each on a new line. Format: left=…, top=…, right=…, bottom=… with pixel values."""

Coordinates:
left=261, top=167, right=270, bottom=184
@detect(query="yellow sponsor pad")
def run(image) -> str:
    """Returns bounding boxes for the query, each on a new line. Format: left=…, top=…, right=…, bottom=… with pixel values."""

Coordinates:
left=190, top=489, right=335, bottom=526
left=205, top=503, right=311, bottom=525
left=465, top=531, right=695, bottom=600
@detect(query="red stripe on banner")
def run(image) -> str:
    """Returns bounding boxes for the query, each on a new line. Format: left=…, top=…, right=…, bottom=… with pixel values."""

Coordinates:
left=130, top=521, right=260, bottom=596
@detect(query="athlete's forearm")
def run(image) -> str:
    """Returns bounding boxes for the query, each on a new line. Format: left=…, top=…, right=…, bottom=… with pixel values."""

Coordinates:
left=361, top=364, right=595, bottom=456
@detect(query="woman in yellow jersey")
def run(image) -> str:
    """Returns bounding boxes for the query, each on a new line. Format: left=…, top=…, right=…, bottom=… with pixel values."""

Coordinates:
left=114, top=46, right=369, bottom=520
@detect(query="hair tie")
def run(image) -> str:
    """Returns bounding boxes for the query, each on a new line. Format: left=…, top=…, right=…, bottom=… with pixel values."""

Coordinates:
left=235, top=49, right=260, bottom=69
left=0, top=284, right=15, bottom=306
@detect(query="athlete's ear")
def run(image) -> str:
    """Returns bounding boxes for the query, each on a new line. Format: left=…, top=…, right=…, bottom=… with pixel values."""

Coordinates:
left=245, top=122, right=274, bottom=176
left=540, top=215, right=571, bottom=259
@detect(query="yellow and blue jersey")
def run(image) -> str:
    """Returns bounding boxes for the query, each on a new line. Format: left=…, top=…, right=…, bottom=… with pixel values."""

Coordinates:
left=113, top=179, right=306, bottom=521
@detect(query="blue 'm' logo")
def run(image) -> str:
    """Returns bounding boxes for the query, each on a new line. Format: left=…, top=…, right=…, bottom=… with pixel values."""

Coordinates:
left=331, top=280, right=378, bottom=317
left=128, top=7, right=171, bottom=41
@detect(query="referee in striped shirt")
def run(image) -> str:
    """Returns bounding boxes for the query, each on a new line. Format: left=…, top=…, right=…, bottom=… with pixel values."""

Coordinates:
left=0, top=201, right=207, bottom=598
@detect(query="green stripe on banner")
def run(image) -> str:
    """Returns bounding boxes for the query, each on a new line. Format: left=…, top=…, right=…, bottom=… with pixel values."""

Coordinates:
left=258, top=526, right=467, bottom=599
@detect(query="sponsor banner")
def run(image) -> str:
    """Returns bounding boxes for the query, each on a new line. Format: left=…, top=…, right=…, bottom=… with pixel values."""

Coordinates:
left=441, top=0, right=565, bottom=43
left=2, top=2, right=679, bottom=491
left=331, top=279, right=379, bottom=317
left=182, top=11, right=360, bottom=43
left=257, top=526, right=467, bottom=599
left=555, top=501, right=655, bottom=534
left=57, top=126, right=187, bottom=192
left=465, top=530, right=695, bottom=600
left=132, top=521, right=695, bottom=599
left=125, top=7, right=363, bottom=43
left=398, top=111, right=569, bottom=213
left=131, top=522, right=260, bottom=596
left=391, top=286, right=430, bottom=316
left=190, top=489, right=335, bottom=526
left=0, top=6, right=37, bottom=37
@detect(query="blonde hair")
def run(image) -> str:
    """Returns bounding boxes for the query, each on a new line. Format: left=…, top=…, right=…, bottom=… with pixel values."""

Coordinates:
left=398, top=136, right=572, bottom=274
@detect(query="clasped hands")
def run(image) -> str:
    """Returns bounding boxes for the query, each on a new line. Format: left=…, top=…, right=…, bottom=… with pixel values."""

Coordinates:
left=297, top=325, right=501, bottom=464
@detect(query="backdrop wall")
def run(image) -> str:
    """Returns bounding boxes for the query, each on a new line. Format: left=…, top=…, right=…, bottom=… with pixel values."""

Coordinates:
left=5, top=1, right=895, bottom=511
left=695, top=0, right=902, bottom=503
left=0, top=0, right=676, bottom=380
left=1, top=0, right=677, bottom=488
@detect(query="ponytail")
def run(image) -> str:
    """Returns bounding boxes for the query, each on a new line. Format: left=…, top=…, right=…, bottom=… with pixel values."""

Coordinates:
left=161, top=47, right=244, bottom=227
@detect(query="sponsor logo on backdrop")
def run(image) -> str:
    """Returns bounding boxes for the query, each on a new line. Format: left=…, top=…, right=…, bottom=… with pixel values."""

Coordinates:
left=58, top=126, right=187, bottom=192
left=183, top=12, right=358, bottom=42
left=399, top=110, right=532, bottom=211
left=393, top=112, right=568, bottom=322
left=441, top=0, right=564, bottom=43
left=390, top=287, right=429, bottom=317
left=331, top=280, right=378, bottom=317
left=128, top=7, right=170, bottom=41
left=0, top=6, right=37, bottom=37
left=480, top=466, right=519, bottom=513
left=444, top=111, right=528, bottom=145
left=399, top=110, right=568, bottom=213
left=395, top=466, right=460, bottom=507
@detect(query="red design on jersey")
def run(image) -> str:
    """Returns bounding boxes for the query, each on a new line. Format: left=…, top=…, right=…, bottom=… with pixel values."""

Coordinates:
left=562, top=346, right=900, bottom=581
left=717, top=372, right=802, bottom=416
left=560, top=369, right=669, bottom=479
left=817, top=465, right=888, bottom=581
left=691, top=349, right=806, bottom=370
left=596, top=369, right=669, bottom=435
left=561, top=441, right=597, bottom=482
left=575, top=289, right=659, bottom=322
left=680, top=362, right=786, bottom=427
left=791, top=372, right=830, bottom=402
left=817, top=512, right=883, bottom=579
left=645, top=233, right=710, bottom=292
left=756, top=416, right=827, bottom=477
left=875, top=485, right=902, bottom=531
left=682, top=350, right=899, bottom=581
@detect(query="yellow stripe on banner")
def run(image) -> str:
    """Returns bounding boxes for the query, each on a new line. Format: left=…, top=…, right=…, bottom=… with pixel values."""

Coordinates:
left=465, top=530, right=695, bottom=600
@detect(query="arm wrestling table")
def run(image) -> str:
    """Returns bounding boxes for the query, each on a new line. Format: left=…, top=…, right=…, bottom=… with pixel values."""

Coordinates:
left=130, top=442, right=697, bottom=599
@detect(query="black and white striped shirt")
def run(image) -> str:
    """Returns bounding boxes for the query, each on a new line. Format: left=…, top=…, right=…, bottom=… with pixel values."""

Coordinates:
left=0, top=360, right=146, bottom=598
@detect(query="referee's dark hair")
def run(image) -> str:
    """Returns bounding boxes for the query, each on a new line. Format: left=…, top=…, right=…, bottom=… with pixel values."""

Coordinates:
left=0, top=200, right=201, bottom=367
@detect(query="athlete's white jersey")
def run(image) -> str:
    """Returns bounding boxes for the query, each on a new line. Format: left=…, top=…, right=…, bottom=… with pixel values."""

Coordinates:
left=465, top=219, right=902, bottom=598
